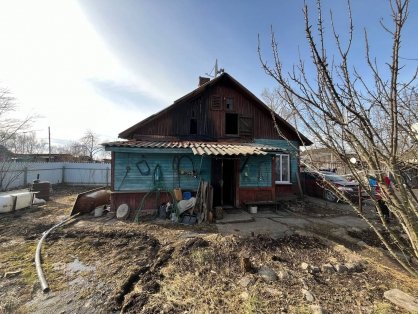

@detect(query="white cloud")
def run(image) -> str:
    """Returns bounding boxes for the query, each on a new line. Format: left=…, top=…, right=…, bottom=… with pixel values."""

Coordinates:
left=0, top=0, right=170, bottom=144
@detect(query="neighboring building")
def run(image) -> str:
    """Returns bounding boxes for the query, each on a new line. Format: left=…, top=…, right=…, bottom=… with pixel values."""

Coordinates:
left=301, top=147, right=357, bottom=174
left=104, top=73, right=312, bottom=212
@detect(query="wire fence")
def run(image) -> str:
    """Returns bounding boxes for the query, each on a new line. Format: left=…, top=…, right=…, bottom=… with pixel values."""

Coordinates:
left=0, top=161, right=111, bottom=191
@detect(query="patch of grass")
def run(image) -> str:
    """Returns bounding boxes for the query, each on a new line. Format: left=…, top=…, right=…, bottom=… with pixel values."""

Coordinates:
left=190, top=248, right=215, bottom=265
left=244, top=294, right=263, bottom=314
left=2, top=241, right=38, bottom=285
left=373, top=302, right=392, bottom=314
left=288, top=304, right=314, bottom=314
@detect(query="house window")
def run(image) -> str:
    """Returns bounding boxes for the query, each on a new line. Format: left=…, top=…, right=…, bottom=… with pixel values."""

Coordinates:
left=190, top=118, right=197, bottom=134
left=225, top=113, right=238, bottom=135
left=275, top=154, right=290, bottom=183
left=225, top=97, right=234, bottom=110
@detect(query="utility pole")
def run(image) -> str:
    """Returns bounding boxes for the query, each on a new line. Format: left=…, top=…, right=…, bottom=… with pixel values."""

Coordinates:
left=48, top=126, right=51, bottom=162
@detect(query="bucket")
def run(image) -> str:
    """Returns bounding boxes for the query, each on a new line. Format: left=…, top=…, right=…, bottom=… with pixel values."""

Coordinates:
left=249, top=206, right=258, bottom=214
left=94, top=206, right=104, bottom=217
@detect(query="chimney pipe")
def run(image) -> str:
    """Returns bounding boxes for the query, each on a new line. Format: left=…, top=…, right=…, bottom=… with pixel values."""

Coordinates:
left=198, top=76, right=210, bottom=87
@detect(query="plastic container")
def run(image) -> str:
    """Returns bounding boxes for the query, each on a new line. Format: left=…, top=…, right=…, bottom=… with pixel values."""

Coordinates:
left=0, top=195, right=14, bottom=213
left=173, top=188, right=182, bottom=201
left=249, top=206, right=258, bottom=214
left=13, top=191, right=36, bottom=210
left=183, top=191, right=192, bottom=200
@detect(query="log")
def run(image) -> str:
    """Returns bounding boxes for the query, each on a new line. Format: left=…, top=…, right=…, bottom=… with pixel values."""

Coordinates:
left=384, top=289, right=418, bottom=312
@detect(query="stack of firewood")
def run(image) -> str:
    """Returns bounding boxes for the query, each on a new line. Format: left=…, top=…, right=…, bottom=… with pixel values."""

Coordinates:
left=192, top=180, right=213, bottom=223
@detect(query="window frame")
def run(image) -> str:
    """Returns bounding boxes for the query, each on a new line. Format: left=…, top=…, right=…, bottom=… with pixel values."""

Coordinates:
left=211, top=95, right=222, bottom=110
left=225, top=97, right=234, bottom=111
left=275, top=154, right=291, bottom=184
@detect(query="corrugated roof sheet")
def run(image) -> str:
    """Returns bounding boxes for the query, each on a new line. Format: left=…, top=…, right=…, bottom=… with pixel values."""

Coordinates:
left=104, top=140, right=285, bottom=156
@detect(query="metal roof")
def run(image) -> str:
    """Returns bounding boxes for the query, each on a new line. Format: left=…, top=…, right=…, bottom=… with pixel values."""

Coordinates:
left=104, top=140, right=285, bottom=156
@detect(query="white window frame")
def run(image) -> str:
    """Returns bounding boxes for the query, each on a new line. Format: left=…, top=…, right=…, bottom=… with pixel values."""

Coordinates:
left=275, top=154, right=291, bottom=184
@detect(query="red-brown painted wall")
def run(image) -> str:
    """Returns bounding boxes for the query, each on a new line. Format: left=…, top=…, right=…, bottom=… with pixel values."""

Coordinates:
left=111, top=192, right=173, bottom=219
left=129, top=79, right=298, bottom=142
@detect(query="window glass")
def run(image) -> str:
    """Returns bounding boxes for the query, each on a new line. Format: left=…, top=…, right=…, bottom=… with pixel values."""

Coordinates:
left=275, top=154, right=290, bottom=183
left=281, top=155, right=289, bottom=182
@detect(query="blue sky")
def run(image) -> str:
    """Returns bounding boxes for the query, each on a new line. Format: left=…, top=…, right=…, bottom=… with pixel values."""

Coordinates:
left=0, top=0, right=417, bottom=145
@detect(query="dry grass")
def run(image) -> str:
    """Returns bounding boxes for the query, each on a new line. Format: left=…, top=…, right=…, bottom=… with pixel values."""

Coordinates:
left=1, top=186, right=417, bottom=313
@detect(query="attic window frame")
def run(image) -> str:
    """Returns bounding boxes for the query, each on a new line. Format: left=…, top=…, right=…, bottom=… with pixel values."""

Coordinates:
left=211, top=95, right=222, bottom=110
left=225, top=97, right=234, bottom=111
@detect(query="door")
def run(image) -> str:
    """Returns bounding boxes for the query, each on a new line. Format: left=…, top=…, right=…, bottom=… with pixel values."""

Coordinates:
left=211, top=158, right=236, bottom=207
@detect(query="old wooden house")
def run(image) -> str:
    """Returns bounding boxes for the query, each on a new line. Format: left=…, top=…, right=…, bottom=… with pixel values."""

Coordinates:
left=104, top=73, right=311, bottom=214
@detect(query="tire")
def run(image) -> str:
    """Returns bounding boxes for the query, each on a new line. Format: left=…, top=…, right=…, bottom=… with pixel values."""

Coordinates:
left=324, top=190, right=338, bottom=202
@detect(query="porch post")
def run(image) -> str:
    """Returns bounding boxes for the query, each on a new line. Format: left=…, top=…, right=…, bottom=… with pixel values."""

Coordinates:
left=271, top=156, right=276, bottom=201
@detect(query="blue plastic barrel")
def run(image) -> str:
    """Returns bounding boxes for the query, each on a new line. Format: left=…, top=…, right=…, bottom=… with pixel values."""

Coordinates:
left=183, top=191, right=192, bottom=200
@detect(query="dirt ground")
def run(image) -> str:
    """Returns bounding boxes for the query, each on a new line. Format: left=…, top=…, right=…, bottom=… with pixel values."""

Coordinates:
left=0, top=185, right=417, bottom=314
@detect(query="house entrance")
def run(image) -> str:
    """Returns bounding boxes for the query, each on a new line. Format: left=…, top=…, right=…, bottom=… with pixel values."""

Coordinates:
left=211, top=158, right=237, bottom=207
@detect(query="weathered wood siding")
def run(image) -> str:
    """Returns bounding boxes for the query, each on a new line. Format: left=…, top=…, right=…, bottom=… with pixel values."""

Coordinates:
left=239, top=188, right=274, bottom=204
left=130, top=79, right=297, bottom=141
left=114, top=152, right=211, bottom=191
left=111, top=192, right=171, bottom=215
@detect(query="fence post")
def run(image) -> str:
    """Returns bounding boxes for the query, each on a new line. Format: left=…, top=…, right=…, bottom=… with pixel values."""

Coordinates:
left=106, top=167, right=110, bottom=187
left=62, top=166, right=66, bottom=184
left=23, top=167, right=28, bottom=186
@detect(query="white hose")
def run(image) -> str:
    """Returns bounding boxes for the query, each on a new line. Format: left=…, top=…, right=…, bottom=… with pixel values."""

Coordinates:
left=35, top=213, right=80, bottom=293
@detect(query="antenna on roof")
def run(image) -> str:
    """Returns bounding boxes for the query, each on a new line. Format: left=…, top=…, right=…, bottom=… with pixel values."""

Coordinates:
left=205, top=59, right=224, bottom=78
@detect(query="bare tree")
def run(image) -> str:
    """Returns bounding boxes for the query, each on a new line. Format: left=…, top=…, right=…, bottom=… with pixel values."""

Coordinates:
left=261, top=87, right=292, bottom=117
left=0, top=88, right=34, bottom=190
left=0, top=88, right=32, bottom=144
left=259, top=0, right=418, bottom=275
left=5, top=131, right=47, bottom=154
left=80, top=130, right=103, bottom=161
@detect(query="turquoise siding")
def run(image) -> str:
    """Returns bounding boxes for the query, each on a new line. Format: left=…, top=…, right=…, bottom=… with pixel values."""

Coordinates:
left=112, top=139, right=299, bottom=191
left=255, top=139, right=299, bottom=184
left=239, top=155, right=273, bottom=187
left=114, top=152, right=211, bottom=191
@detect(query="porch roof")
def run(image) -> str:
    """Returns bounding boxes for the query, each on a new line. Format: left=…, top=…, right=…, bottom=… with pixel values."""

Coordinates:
left=104, top=140, right=286, bottom=156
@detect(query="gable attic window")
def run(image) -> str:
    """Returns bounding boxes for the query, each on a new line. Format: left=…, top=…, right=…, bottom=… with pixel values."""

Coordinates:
left=211, top=95, right=222, bottom=110
left=190, top=118, right=197, bottom=134
left=225, top=97, right=234, bottom=110
left=225, top=113, right=238, bottom=135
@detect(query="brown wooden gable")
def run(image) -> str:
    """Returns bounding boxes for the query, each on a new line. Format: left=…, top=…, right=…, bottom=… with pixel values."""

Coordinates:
left=119, top=73, right=312, bottom=145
